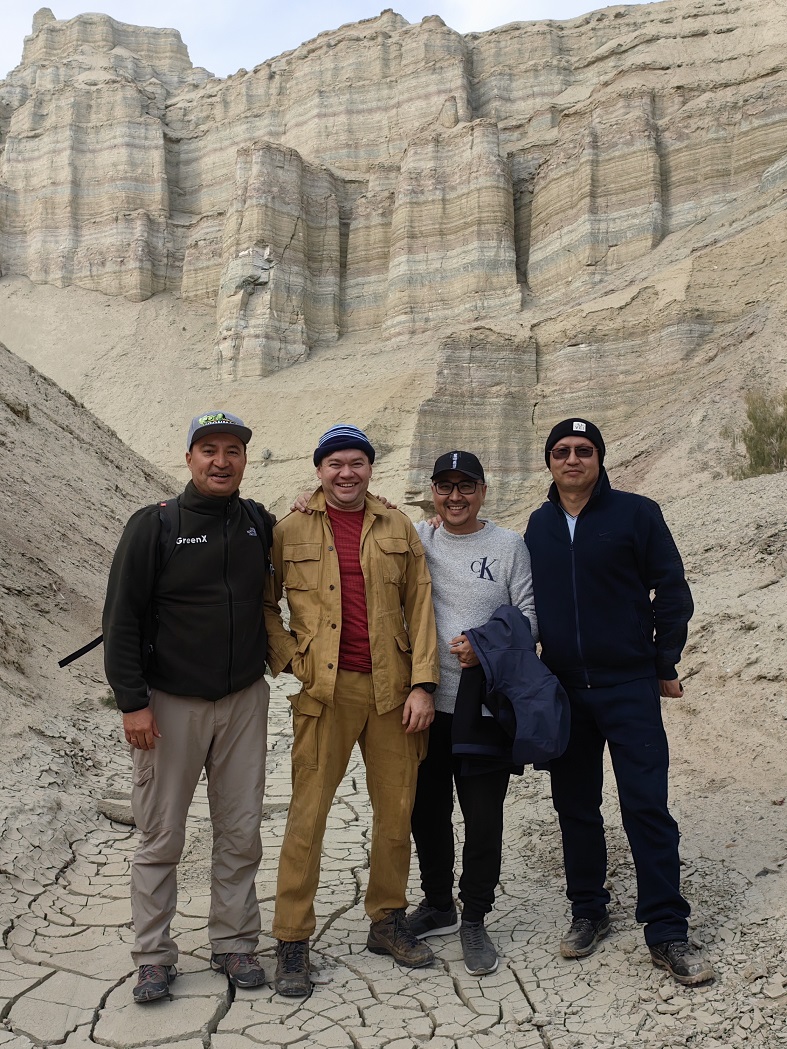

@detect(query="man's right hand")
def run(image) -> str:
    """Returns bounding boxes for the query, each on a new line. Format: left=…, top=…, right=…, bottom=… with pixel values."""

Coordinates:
left=291, top=490, right=316, bottom=514
left=123, top=707, right=161, bottom=750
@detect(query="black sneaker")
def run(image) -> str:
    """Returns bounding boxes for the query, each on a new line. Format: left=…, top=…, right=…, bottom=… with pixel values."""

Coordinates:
left=559, top=914, right=611, bottom=958
left=132, top=964, right=177, bottom=1003
left=367, top=909, right=435, bottom=967
left=649, top=941, right=715, bottom=985
left=211, top=952, right=266, bottom=988
left=275, top=939, right=311, bottom=997
left=407, top=899, right=461, bottom=939
left=460, top=920, right=499, bottom=975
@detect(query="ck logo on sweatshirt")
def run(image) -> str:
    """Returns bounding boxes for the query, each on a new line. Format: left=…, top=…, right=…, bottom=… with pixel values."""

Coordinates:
left=471, top=557, right=497, bottom=581
left=176, top=535, right=208, bottom=545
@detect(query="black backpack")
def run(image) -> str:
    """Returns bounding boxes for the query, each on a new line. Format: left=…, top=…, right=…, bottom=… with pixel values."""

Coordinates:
left=58, top=496, right=274, bottom=668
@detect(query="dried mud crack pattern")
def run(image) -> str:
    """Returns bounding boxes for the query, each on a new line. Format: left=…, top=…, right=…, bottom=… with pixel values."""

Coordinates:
left=0, top=678, right=784, bottom=1049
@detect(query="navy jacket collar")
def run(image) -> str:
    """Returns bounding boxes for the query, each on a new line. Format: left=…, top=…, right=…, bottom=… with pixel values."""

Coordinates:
left=547, top=467, right=611, bottom=514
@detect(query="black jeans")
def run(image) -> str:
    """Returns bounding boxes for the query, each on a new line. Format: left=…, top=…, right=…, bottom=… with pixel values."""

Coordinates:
left=549, top=677, right=690, bottom=946
left=411, top=711, right=510, bottom=924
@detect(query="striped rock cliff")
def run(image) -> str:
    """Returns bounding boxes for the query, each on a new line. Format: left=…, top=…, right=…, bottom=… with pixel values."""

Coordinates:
left=1, top=0, right=787, bottom=516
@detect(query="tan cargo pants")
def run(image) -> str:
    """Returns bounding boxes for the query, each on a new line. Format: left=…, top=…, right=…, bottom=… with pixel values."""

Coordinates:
left=129, top=677, right=269, bottom=966
left=273, top=670, right=426, bottom=942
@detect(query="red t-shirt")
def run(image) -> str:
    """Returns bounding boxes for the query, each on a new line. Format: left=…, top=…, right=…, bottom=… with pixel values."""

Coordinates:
left=326, top=505, right=372, bottom=673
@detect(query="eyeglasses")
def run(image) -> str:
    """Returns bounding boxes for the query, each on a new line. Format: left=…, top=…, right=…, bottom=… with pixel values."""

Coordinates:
left=432, top=480, right=480, bottom=496
left=550, top=445, right=595, bottom=460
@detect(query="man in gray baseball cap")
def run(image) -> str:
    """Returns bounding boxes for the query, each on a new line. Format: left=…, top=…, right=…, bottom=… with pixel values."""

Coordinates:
left=103, top=410, right=275, bottom=1003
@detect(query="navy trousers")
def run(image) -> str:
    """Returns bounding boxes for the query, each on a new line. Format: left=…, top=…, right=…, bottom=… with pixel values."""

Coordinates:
left=549, top=677, right=690, bottom=946
left=411, top=711, right=510, bottom=924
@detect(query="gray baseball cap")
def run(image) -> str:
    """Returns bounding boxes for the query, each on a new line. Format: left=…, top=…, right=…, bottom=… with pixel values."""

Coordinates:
left=186, top=411, right=252, bottom=450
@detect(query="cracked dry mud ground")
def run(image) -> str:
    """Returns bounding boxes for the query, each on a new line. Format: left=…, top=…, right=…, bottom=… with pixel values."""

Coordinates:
left=1, top=677, right=785, bottom=1049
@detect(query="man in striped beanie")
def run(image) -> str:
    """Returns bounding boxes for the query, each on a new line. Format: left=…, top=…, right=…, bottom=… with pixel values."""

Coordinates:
left=265, top=424, right=440, bottom=996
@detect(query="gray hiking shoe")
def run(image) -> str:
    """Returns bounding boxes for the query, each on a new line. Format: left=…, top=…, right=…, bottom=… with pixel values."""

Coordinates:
left=460, top=920, right=499, bottom=975
left=367, top=908, right=435, bottom=967
left=407, top=899, right=460, bottom=939
left=132, top=964, right=177, bottom=1003
left=560, top=914, right=611, bottom=958
left=275, top=939, right=311, bottom=997
left=649, top=941, right=715, bottom=985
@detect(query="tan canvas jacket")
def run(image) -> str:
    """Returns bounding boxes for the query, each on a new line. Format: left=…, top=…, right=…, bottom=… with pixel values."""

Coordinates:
left=264, top=490, right=439, bottom=714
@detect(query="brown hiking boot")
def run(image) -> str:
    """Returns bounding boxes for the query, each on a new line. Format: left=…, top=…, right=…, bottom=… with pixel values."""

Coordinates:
left=275, top=939, right=311, bottom=997
left=649, top=941, right=715, bottom=986
left=132, top=964, right=176, bottom=1004
left=210, top=952, right=266, bottom=988
left=367, top=908, right=435, bottom=968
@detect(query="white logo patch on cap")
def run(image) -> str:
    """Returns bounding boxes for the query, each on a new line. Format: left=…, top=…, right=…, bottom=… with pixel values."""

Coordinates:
left=572, top=421, right=587, bottom=432
left=452, top=452, right=459, bottom=468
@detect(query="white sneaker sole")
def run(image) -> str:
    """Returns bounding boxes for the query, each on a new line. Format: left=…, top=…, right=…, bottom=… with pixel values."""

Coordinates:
left=464, top=956, right=499, bottom=976
left=414, top=918, right=461, bottom=940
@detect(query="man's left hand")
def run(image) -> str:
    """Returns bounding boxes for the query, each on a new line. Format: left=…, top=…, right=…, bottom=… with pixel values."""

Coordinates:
left=659, top=678, right=684, bottom=698
left=450, top=634, right=480, bottom=668
left=402, top=687, right=435, bottom=733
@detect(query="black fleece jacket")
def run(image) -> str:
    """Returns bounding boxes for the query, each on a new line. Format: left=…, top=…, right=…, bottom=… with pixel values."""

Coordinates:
left=103, top=481, right=271, bottom=712
left=524, top=470, right=693, bottom=689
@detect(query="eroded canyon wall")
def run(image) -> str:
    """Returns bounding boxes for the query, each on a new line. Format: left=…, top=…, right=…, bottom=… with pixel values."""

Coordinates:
left=4, top=3, right=787, bottom=325
left=2, top=1, right=787, bottom=509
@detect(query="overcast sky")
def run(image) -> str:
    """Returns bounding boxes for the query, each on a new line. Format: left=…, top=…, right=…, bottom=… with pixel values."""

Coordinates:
left=2, top=1, right=653, bottom=81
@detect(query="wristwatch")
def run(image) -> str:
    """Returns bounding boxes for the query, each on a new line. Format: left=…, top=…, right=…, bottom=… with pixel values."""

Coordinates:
left=414, top=682, right=437, bottom=694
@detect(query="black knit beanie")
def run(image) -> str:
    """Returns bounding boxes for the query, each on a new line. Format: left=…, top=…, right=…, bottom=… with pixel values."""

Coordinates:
left=544, top=418, right=605, bottom=467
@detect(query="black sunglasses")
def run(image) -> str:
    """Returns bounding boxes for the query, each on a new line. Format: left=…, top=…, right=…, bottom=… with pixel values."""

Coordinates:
left=550, top=445, right=595, bottom=460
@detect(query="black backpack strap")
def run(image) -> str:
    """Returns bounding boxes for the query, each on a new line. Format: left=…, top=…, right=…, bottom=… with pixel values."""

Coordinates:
left=59, top=497, right=180, bottom=668
left=240, top=498, right=275, bottom=572
left=58, top=633, right=104, bottom=668
left=157, top=498, right=180, bottom=572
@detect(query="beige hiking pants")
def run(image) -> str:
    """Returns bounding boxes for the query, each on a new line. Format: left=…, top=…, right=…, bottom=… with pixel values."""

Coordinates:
left=129, top=676, right=269, bottom=966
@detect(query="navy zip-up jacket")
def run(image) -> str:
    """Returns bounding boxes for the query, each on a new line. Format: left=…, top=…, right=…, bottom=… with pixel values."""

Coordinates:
left=524, top=470, right=693, bottom=689
left=452, top=605, right=570, bottom=767
left=103, top=481, right=271, bottom=712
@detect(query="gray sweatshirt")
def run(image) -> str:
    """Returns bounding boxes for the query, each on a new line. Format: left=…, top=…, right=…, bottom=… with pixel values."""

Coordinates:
left=415, top=520, right=538, bottom=714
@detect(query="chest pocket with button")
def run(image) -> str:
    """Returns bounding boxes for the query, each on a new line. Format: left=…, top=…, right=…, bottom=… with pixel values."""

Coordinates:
left=282, top=543, right=322, bottom=591
left=376, top=536, right=410, bottom=586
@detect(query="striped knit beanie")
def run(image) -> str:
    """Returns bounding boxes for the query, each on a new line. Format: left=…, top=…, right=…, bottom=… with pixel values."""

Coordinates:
left=313, top=424, right=376, bottom=466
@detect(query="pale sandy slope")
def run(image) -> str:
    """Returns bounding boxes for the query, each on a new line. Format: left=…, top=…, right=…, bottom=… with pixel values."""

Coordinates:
left=0, top=278, right=785, bottom=972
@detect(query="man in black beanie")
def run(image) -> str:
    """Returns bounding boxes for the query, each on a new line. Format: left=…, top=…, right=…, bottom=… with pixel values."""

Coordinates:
left=525, top=418, right=714, bottom=987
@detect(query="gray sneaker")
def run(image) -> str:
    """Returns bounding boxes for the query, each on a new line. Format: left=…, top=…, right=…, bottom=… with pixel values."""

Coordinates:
left=460, top=920, right=499, bottom=975
left=560, top=914, right=610, bottom=958
left=407, top=899, right=461, bottom=939
left=649, top=941, right=715, bottom=986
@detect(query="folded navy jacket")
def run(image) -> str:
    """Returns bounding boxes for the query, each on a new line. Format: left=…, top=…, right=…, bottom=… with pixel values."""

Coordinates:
left=452, top=604, right=571, bottom=769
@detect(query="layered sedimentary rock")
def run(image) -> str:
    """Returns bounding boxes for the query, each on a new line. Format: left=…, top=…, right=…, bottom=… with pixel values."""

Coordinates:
left=213, top=143, right=340, bottom=377
left=383, top=118, right=519, bottom=337
left=4, top=0, right=787, bottom=361
left=2, top=1, right=787, bottom=509
left=407, top=326, right=538, bottom=520
left=0, top=9, right=210, bottom=303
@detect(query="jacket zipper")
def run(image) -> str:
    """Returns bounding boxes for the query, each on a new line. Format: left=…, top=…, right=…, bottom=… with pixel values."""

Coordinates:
left=224, top=502, right=234, bottom=695
left=568, top=535, right=591, bottom=688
